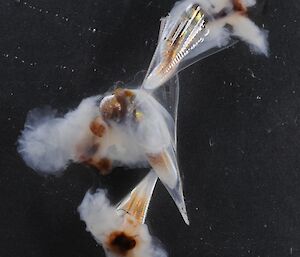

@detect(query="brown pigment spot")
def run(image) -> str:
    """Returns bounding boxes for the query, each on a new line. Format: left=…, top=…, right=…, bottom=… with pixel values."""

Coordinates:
left=108, top=231, right=136, bottom=255
left=100, top=89, right=136, bottom=123
left=124, top=89, right=135, bottom=98
left=100, top=96, right=122, bottom=121
left=85, top=157, right=112, bottom=175
left=97, top=158, right=112, bottom=173
left=232, top=0, right=247, bottom=14
left=147, top=152, right=167, bottom=168
left=114, top=89, right=129, bottom=119
left=90, top=119, right=106, bottom=137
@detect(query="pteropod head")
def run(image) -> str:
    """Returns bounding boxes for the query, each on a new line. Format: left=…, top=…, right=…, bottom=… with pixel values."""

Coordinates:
left=100, top=89, right=136, bottom=123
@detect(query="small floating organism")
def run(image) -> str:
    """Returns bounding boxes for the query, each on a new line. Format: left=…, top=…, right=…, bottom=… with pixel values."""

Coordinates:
left=98, top=88, right=188, bottom=224
left=142, top=0, right=268, bottom=90
left=18, top=84, right=189, bottom=224
left=78, top=171, right=167, bottom=257
left=16, top=1, right=270, bottom=256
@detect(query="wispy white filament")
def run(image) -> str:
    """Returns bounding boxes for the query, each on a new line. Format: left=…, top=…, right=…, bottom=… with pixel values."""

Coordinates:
left=17, top=96, right=99, bottom=174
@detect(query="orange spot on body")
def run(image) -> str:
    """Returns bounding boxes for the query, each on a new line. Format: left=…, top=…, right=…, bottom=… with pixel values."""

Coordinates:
left=85, top=157, right=112, bottom=175
left=233, top=0, right=247, bottom=14
left=147, top=152, right=168, bottom=169
left=90, top=118, right=106, bottom=137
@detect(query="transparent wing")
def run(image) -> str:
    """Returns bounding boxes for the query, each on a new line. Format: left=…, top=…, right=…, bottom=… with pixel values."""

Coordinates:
left=152, top=74, right=180, bottom=150
left=138, top=78, right=189, bottom=224
left=146, top=147, right=189, bottom=225
left=130, top=72, right=188, bottom=224
left=144, top=17, right=168, bottom=79
left=177, top=38, right=238, bottom=73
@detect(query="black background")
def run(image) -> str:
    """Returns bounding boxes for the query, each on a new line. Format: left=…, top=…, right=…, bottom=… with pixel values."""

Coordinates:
left=1, top=0, right=300, bottom=257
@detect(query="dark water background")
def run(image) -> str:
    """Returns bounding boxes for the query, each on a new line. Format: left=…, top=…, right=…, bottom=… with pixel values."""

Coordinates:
left=0, top=0, right=299, bottom=256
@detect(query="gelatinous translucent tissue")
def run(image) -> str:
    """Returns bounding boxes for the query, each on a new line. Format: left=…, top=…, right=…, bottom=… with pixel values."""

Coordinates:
left=18, top=77, right=189, bottom=224
left=17, top=3, right=269, bottom=254
left=142, top=0, right=269, bottom=90
left=78, top=171, right=167, bottom=257
left=97, top=87, right=188, bottom=224
left=17, top=78, right=177, bottom=174
left=18, top=0, right=269, bottom=225
left=17, top=95, right=146, bottom=174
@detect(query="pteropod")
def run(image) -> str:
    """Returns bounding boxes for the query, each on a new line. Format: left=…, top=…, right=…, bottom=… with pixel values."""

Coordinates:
left=96, top=87, right=189, bottom=225
left=78, top=171, right=167, bottom=257
left=18, top=77, right=189, bottom=224
left=142, top=0, right=268, bottom=90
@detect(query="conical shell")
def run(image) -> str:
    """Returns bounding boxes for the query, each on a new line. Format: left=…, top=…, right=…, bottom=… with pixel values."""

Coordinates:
left=116, top=171, right=158, bottom=224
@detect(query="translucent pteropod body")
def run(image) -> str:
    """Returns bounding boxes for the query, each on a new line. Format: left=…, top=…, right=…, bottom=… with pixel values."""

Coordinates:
left=142, top=0, right=268, bottom=90
left=98, top=86, right=189, bottom=224
left=17, top=74, right=188, bottom=223
left=78, top=172, right=167, bottom=257
left=146, top=148, right=189, bottom=225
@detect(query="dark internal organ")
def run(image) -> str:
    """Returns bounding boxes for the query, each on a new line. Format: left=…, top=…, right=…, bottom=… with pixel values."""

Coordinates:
left=105, top=215, right=142, bottom=257
left=90, top=116, right=106, bottom=137
left=74, top=113, right=112, bottom=174
left=107, top=231, right=137, bottom=256
left=100, top=88, right=136, bottom=123
left=86, top=156, right=112, bottom=175
left=107, top=171, right=158, bottom=256
left=232, top=0, right=247, bottom=13
left=159, top=4, right=209, bottom=75
left=78, top=89, right=142, bottom=175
